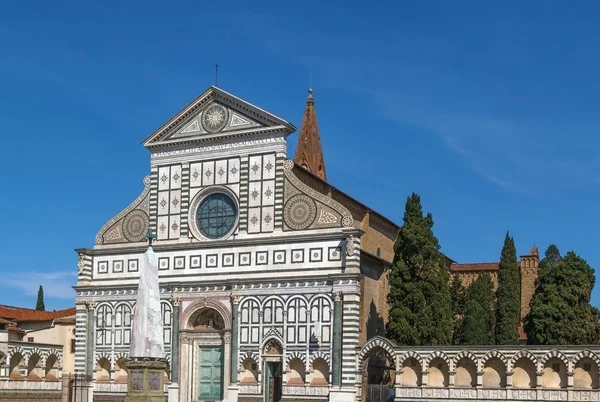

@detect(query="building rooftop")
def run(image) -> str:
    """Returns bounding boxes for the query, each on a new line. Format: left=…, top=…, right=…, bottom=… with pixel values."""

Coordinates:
left=0, top=305, right=76, bottom=323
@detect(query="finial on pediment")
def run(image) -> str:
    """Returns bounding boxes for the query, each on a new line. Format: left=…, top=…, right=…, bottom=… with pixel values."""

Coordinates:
left=143, top=229, right=157, bottom=247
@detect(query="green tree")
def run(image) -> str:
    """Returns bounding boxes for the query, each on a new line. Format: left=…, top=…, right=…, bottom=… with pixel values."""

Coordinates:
left=538, top=244, right=561, bottom=272
left=450, top=274, right=466, bottom=345
left=495, top=232, right=520, bottom=344
left=460, top=273, right=495, bottom=345
left=36, top=285, right=45, bottom=311
left=525, top=248, right=600, bottom=345
left=386, top=193, right=453, bottom=346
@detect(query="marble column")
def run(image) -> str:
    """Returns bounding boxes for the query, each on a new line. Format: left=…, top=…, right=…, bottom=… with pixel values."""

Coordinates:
left=332, top=292, right=342, bottom=386
left=230, top=294, right=240, bottom=384
left=171, top=299, right=180, bottom=383
left=86, top=302, right=94, bottom=378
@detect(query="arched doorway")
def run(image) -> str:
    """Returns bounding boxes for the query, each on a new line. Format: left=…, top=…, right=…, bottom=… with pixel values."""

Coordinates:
left=180, top=302, right=232, bottom=402
left=360, top=342, right=395, bottom=402
left=263, top=339, right=283, bottom=402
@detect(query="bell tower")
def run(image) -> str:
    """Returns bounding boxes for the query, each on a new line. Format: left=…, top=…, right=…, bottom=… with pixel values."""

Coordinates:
left=294, top=88, right=327, bottom=181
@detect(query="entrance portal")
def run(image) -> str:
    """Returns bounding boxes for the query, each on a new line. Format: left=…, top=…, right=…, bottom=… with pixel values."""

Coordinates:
left=265, top=362, right=282, bottom=402
left=198, top=346, right=223, bottom=401
left=263, top=339, right=283, bottom=402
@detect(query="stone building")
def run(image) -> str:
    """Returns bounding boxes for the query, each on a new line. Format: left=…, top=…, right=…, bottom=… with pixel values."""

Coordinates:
left=451, top=245, right=541, bottom=341
left=73, top=86, right=397, bottom=402
left=0, top=305, right=75, bottom=400
left=73, top=85, right=598, bottom=402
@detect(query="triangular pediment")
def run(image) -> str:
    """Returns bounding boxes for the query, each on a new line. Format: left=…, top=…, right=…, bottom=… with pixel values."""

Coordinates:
left=142, top=86, right=296, bottom=149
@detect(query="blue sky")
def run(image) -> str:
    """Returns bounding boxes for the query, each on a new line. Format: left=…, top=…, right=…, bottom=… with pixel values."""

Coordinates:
left=1, top=1, right=599, bottom=311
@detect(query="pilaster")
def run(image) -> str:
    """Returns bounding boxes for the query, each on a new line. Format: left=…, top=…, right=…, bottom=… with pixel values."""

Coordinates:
left=170, top=298, right=180, bottom=383
left=332, top=292, right=342, bottom=386
left=230, top=293, right=240, bottom=384
left=85, top=302, right=95, bottom=377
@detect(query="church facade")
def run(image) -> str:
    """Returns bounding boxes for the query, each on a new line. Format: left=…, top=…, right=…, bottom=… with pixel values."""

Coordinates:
left=74, top=86, right=396, bottom=402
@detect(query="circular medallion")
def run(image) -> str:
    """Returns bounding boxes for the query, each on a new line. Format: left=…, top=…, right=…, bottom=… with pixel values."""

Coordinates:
left=284, top=194, right=317, bottom=230
left=122, top=210, right=150, bottom=242
left=201, top=103, right=229, bottom=133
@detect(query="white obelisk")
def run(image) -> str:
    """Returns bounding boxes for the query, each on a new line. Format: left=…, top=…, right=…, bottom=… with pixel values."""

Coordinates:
left=130, top=231, right=164, bottom=358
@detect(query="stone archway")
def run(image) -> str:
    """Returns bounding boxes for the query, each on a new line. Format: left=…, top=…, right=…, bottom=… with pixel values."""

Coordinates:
left=359, top=338, right=396, bottom=402
left=179, top=300, right=232, bottom=402
left=263, top=338, right=283, bottom=402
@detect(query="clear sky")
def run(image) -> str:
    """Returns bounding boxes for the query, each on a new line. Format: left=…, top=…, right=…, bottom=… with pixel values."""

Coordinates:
left=0, top=1, right=599, bottom=311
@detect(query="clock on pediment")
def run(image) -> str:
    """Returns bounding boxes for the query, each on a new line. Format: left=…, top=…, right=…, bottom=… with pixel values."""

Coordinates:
left=201, top=103, right=229, bottom=133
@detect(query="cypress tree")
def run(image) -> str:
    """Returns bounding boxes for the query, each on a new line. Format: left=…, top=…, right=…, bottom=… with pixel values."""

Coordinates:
left=525, top=248, right=600, bottom=344
left=36, top=285, right=45, bottom=311
left=386, top=193, right=453, bottom=346
left=450, top=274, right=466, bottom=345
left=495, top=232, right=520, bottom=344
left=460, top=273, right=495, bottom=345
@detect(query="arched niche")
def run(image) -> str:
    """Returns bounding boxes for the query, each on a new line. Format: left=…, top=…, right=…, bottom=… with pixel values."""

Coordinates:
left=241, top=357, right=259, bottom=384
left=513, top=357, right=537, bottom=388
left=311, top=358, right=329, bottom=386
left=542, top=358, right=567, bottom=389
left=483, top=357, right=506, bottom=388
left=115, top=357, right=128, bottom=383
left=45, top=354, right=60, bottom=381
left=574, top=357, right=599, bottom=389
left=400, top=357, right=422, bottom=387
left=428, top=357, right=449, bottom=387
left=455, top=357, right=477, bottom=387
left=27, top=353, right=43, bottom=380
left=287, top=358, right=305, bottom=385
left=9, top=353, right=25, bottom=380
left=96, top=357, right=111, bottom=382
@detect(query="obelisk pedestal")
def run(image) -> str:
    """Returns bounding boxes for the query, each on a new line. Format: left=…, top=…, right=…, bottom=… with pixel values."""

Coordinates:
left=125, top=230, right=167, bottom=402
left=124, top=358, right=168, bottom=402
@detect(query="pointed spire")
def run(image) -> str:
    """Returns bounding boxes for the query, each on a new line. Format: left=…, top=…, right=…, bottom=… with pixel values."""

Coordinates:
left=294, top=88, right=327, bottom=181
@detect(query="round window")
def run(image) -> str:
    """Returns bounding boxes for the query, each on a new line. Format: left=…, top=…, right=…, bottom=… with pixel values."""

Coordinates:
left=196, top=193, right=238, bottom=239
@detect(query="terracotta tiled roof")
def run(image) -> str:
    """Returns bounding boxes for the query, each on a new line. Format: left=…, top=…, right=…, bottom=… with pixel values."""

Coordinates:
left=294, top=89, right=327, bottom=181
left=8, top=326, right=24, bottom=333
left=0, top=305, right=76, bottom=322
left=451, top=261, right=524, bottom=272
left=0, top=317, right=15, bottom=325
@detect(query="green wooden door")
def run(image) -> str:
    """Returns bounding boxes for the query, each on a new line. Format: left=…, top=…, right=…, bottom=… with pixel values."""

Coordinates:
left=198, top=346, right=223, bottom=401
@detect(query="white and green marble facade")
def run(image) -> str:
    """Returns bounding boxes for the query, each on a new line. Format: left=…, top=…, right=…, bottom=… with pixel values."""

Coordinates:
left=74, top=86, right=362, bottom=402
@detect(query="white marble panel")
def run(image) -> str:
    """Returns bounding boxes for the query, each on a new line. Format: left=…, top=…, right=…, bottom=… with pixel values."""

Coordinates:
left=215, top=159, right=228, bottom=185
left=158, top=191, right=169, bottom=216
left=158, top=166, right=170, bottom=191
left=249, top=155, right=262, bottom=181
left=170, top=164, right=182, bottom=189
left=228, top=158, right=240, bottom=183
left=190, top=162, right=202, bottom=187
left=262, top=206, right=274, bottom=232
left=262, top=180, right=275, bottom=206
left=248, top=181, right=262, bottom=207
left=262, top=153, right=276, bottom=180
left=247, top=207, right=261, bottom=234
left=157, top=216, right=169, bottom=240
left=170, top=190, right=181, bottom=215
left=202, top=161, right=215, bottom=186
left=226, top=183, right=240, bottom=197
left=169, top=215, right=180, bottom=239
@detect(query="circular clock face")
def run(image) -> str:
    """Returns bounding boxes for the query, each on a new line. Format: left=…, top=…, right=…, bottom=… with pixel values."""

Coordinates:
left=201, top=103, right=229, bottom=133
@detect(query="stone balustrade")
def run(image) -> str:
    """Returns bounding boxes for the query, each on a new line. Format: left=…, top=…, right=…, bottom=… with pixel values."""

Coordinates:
left=358, top=337, right=600, bottom=401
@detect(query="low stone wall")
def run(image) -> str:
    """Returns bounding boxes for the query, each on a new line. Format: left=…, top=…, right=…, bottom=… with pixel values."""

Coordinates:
left=0, top=391, right=61, bottom=402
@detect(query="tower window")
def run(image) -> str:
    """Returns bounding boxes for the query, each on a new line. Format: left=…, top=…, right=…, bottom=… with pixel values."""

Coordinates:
left=376, top=248, right=381, bottom=257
